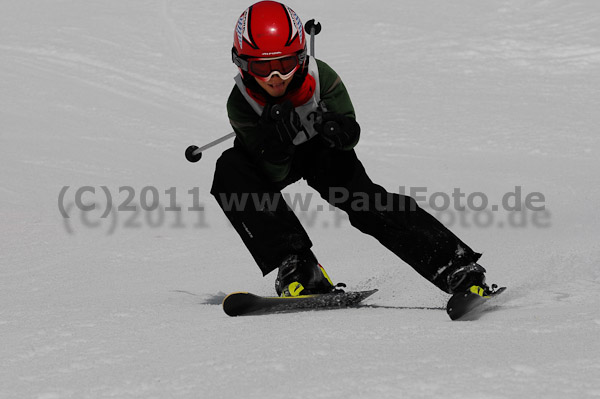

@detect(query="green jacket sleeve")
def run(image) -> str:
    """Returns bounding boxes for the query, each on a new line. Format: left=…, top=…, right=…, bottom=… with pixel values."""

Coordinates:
left=316, top=59, right=356, bottom=118
left=316, top=59, right=360, bottom=150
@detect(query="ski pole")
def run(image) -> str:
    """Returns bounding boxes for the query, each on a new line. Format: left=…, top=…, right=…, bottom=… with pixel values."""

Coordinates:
left=185, top=19, right=323, bottom=163
left=304, top=19, right=322, bottom=58
left=185, top=132, right=235, bottom=162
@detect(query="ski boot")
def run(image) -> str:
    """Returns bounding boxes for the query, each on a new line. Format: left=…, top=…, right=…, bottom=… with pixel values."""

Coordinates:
left=274, top=250, right=345, bottom=297
left=446, top=262, right=491, bottom=297
left=446, top=262, right=505, bottom=320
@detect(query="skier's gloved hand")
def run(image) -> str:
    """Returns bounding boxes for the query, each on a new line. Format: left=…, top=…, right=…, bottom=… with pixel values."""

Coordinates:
left=259, top=100, right=304, bottom=164
left=270, top=100, right=305, bottom=142
left=314, top=112, right=360, bottom=149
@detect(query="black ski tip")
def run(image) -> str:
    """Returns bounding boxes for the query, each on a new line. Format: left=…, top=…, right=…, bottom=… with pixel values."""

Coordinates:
left=447, top=286, right=507, bottom=321
left=222, top=292, right=252, bottom=317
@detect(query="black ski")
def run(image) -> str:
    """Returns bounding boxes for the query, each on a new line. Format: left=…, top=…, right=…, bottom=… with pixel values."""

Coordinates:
left=222, top=289, right=378, bottom=317
left=446, top=286, right=507, bottom=320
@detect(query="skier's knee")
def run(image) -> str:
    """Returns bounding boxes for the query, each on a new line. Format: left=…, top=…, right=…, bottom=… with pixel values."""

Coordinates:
left=211, top=148, right=247, bottom=195
left=215, top=147, right=246, bottom=174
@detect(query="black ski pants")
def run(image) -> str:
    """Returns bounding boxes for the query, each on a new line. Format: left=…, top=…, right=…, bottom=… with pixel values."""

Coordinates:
left=210, top=139, right=480, bottom=293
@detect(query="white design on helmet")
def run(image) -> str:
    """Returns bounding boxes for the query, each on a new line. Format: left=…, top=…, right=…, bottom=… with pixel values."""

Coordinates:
left=285, top=6, right=303, bottom=45
left=236, top=8, right=249, bottom=50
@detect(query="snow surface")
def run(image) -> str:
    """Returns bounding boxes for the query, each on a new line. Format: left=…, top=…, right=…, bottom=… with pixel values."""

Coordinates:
left=1, top=0, right=600, bottom=398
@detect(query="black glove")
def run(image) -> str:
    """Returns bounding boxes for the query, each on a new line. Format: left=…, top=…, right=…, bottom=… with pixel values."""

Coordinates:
left=259, top=100, right=304, bottom=164
left=314, top=112, right=360, bottom=149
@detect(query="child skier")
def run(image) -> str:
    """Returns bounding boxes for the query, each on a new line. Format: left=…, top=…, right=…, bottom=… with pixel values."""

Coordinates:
left=211, top=0, right=490, bottom=298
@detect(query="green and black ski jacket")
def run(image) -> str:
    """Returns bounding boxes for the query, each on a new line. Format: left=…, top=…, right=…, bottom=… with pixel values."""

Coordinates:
left=226, top=57, right=358, bottom=183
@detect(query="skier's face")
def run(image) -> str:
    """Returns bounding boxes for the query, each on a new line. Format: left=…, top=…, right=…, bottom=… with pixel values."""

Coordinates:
left=254, top=72, right=294, bottom=97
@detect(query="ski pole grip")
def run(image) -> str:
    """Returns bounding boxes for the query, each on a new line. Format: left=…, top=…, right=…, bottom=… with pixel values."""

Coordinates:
left=323, top=120, right=341, bottom=135
left=270, top=103, right=283, bottom=121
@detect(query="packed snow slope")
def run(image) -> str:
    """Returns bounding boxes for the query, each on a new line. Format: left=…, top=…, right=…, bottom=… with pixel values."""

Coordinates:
left=1, top=0, right=599, bottom=398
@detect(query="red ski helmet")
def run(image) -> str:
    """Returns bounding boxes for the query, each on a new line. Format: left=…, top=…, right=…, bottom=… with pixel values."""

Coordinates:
left=232, top=1, right=307, bottom=79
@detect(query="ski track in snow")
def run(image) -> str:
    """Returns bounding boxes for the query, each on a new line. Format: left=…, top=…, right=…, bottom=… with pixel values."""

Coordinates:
left=1, top=0, right=600, bottom=398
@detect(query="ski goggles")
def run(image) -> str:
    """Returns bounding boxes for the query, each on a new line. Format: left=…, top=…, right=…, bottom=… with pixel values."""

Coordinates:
left=233, top=49, right=307, bottom=82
